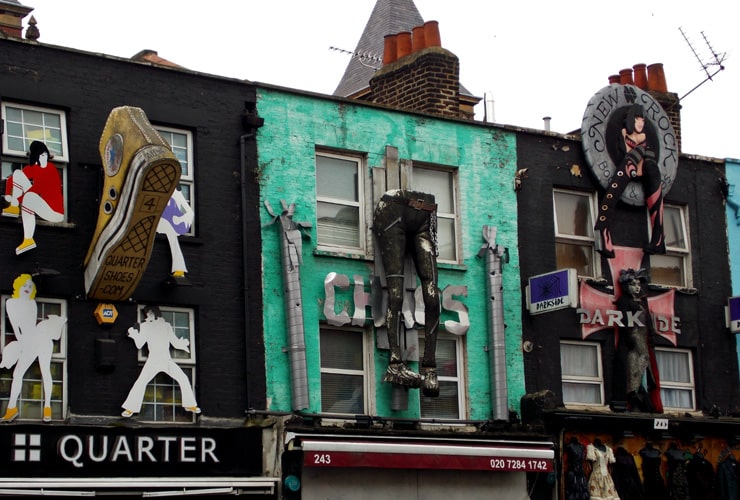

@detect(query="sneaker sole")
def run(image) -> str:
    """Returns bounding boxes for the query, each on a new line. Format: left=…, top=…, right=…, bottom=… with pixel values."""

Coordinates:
left=85, top=154, right=179, bottom=300
left=84, top=107, right=180, bottom=301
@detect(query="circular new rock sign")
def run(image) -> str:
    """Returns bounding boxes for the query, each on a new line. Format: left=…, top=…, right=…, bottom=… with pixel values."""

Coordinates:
left=581, top=84, right=678, bottom=206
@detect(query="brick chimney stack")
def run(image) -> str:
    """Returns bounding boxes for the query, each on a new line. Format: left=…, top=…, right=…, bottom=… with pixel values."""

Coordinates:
left=608, top=63, right=682, bottom=153
left=0, top=1, right=33, bottom=39
left=369, top=21, right=473, bottom=120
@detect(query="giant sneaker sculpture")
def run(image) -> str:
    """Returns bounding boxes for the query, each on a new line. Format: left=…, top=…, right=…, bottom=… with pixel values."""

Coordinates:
left=84, top=107, right=181, bottom=301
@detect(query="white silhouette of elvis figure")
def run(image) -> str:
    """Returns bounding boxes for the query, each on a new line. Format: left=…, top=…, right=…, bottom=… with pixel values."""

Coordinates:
left=121, top=305, right=200, bottom=417
left=1, top=274, right=66, bottom=423
left=157, top=188, right=194, bottom=277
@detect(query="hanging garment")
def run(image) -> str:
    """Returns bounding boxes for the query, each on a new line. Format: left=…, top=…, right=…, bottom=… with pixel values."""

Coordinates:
left=686, top=453, right=716, bottom=500
left=587, top=442, right=620, bottom=500
left=640, top=445, right=669, bottom=499
left=612, top=446, right=645, bottom=500
left=717, top=455, right=739, bottom=500
left=664, top=445, right=691, bottom=500
left=564, top=440, right=590, bottom=500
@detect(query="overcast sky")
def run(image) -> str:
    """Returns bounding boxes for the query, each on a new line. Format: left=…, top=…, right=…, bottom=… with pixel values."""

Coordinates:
left=21, top=0, right=738, bottom=159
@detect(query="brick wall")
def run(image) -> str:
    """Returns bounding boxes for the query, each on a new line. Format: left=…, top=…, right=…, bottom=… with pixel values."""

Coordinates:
left=369, top=47, right=464, bottom=119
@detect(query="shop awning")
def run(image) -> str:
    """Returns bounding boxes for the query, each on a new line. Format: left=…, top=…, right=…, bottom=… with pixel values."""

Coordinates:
left=300, top=439, right=554, bottom=472
left=0, top=477, right=277, bottom=496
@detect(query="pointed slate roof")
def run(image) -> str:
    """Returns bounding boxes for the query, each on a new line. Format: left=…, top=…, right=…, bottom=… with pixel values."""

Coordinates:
left=333, top=0, right=423, bottom=97
left=334, top=0, right=476, bottom=102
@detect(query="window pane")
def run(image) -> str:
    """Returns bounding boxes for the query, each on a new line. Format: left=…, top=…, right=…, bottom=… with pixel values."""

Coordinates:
left=555, top=191, right=593, bottom=237
left=420, top=335, right=460, bottom=419
left=317, top=202, right=360, bottom=248
left=560, top=344, right=597, bottom=377
left=321, top=373, right=364, bottom=414
left=436, top=217, right=456, bottom=261
left=650, top=254, right=683, bottom=287
left=421, top=381, right=459, bottom=419
left=316, top=155, right=358, bottom=202
left=320, top=330, right=363, bottom=371
left=140, top=371, right=194, bottom=423
left=556, top=242, right=593, bottom=277
left=433, top=338, right=457, bottom=377
left=563, top=382, right=601, bottom=404
left=660, top=388, right=692, bottom=409
left=561, top=342, right=603, bottom=405
left=663, top=206, right=686, bottom=249
left=413, top=168, right=453, bottom=213
left=656, top=350, right=690, bottom=383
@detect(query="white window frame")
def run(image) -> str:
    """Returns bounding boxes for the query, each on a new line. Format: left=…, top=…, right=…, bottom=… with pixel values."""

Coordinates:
left=0, top=295, right=67, bottom=422
left=315, top=151, right=366, bottom=255
left=134, top=305, right=197, bottom=423
left=655, top=347, right=695, bottom=411
left=410, top=164, right=461, bottom=264
left=553, top=189, right=600, bottom=278
left=319, top=325, right=374, bottom=416
left=419, top=331, right=465, bottom=420
left=155, top=126, right=195, bottom=236
left=1, top=102, right=69, bottom=162
left=560, top=340, right=605, bottom=407
left=1, top=102, right=70, bottom=222
left=649, top=204, right=692, bottom=288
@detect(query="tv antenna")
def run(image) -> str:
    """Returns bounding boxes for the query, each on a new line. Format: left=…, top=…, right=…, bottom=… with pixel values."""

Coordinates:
left=329, top=46, right=382, bottom=70
left=678, top=27, right=726, bottom=101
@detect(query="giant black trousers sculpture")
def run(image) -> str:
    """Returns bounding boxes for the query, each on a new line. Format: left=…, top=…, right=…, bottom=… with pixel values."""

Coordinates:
left=373, top=190, right=440, bottom=397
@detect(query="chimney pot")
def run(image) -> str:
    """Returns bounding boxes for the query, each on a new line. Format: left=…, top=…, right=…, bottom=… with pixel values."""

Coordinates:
left=632, top=63, right=648, bottom=90
left=619, top=68, right=634, bottom=85
left=423, top=21, right=441, bottom=47
left=396, top=31, right=412, bottom=59
left=412, top=25, right=426, bottom=53
left=608, top=74, right=621, bottom=84
left=543, top=116, right=552, bottom=132
left=647, top=63, right=668, bottom=92
left=383, top=34, right=398, bottom=65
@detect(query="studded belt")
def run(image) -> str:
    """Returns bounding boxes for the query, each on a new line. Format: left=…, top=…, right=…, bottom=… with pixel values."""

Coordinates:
left=387, top=196, right=437, bottom=212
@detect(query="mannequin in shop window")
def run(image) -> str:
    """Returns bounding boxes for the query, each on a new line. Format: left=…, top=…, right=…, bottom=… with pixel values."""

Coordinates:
left=586, top=438, right=619, bottom=500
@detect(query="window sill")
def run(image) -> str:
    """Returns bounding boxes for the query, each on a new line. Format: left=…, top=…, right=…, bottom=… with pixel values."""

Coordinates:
left=648, top=283, right=698, bottom=295
left=314, top=247, right=468, bottom=271
left=314, top=247, right=372, bottom=261
left=562, top=403, right=611, bottom=412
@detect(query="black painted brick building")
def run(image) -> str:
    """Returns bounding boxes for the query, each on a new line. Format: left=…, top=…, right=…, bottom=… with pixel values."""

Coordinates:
left=0, top=37, right=265, bottom=418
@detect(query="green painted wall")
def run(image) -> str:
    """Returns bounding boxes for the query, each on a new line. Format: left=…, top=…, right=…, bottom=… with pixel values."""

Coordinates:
left=257, top=87, right=524, bottom=419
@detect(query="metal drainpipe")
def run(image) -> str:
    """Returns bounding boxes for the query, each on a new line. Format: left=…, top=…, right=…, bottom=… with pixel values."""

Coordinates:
left=265, top=200, right=310, bottom=411
left=479, top=225, right=509, bottom=421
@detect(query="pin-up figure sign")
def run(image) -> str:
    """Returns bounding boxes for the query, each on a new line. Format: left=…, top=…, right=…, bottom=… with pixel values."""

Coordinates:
left=1, top=274, right=66, bottom=423
left=582, top=84, right=678, bottom=259
left=2, top=141, right=64, bottom=255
